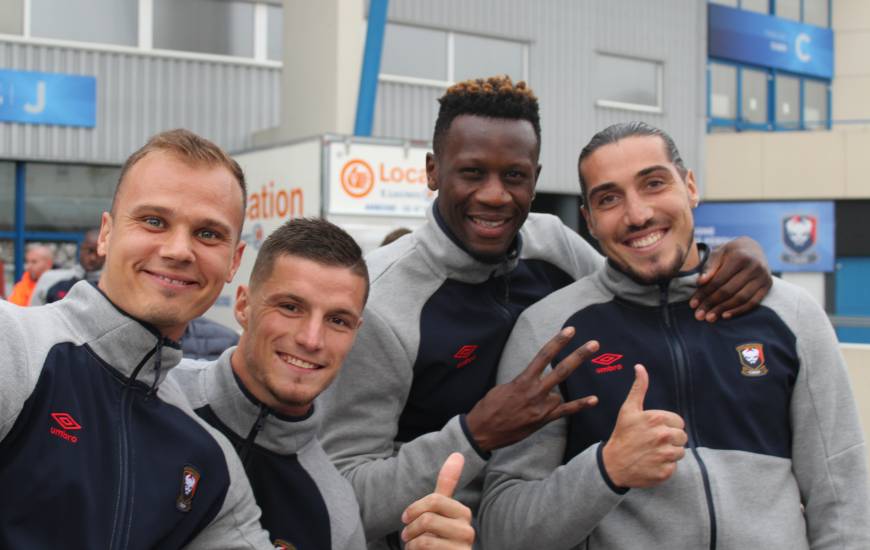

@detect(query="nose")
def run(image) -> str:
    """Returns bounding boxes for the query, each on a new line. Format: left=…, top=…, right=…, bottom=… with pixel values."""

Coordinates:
left=475, top=176, right=511, bottom=208
left=160, top=228, right=195, bottom=263
left=295, top=316, right=325, bottom=352
left=623, top=191, right=653, bottom=229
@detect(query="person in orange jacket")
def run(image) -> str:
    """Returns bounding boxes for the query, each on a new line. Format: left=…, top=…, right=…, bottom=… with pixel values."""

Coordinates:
left=8, top=245, right=53, bottom=306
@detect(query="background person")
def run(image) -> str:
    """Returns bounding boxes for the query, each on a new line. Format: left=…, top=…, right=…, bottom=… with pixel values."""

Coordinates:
left=30, top=228, right=104, bottom=305
left=8, top=244, right=53, bottom=306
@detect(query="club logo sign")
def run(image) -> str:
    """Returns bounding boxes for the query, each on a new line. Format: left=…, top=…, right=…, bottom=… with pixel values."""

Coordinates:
left=736, top=343, right=768, bottom=377
left=782, top=214, right=818, bottom=264
left=273, top=540, right=298, bottom=550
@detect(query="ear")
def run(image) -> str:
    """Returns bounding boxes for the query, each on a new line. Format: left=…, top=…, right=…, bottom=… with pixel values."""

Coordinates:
left=684, top=169, right=699, bottom=208
left=425, top=152, right=438, bottom=192
left=234, top=284, right=250, bottom=330
left=226, top=240, right=246, bottom=283
left=581, top=205, right=598, bottom=240
left=97, top=211, right=113, bottom=257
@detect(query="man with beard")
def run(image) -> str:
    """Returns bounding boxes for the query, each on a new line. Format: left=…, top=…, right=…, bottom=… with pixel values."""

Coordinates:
left=478, top=122, right=869, bottom=549
left=321, top=76, right=773, bottom=547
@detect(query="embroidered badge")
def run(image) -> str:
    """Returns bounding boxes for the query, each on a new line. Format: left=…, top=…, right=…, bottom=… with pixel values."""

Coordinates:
left=176, top=465, right=201, bottom=512
left=736, top=343, right=768, bottom=377
left=273, top=540, right=297, bottom=550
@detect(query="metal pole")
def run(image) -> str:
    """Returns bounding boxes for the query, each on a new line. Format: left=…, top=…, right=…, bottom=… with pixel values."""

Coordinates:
left=14, top=161, right=25, bottom=282
left=353, top=0, right=389, bottom=136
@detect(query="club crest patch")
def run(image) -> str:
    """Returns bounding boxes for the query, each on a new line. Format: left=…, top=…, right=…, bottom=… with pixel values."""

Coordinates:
left=736, top=343, right=768, bottom=377
left=176, top=465, right=201, bottom=512
left=273, top=540, right=297, bottom=550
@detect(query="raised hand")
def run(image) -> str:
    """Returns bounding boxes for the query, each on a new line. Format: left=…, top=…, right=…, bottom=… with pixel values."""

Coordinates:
left=465, top=328, right=599, bottom=452
left=401, top=453, right=476, bottom=550
left=601, top=364, right=687, bottom=488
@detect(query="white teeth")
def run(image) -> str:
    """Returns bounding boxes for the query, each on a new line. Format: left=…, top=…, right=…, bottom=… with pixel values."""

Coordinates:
left=627, top=231, right=664, bottom=248
left=278, top=353, right=319, bottom=370
left=157, top=274, right=193, bottom=285
left=471, top=217, right=507, bottom=228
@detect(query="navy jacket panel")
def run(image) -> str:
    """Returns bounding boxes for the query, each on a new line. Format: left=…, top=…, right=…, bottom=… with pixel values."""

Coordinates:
left=0, top=342, right=229, bottom=550
left=196, top=405, right=331, bottom=550
left=557, top=299, right=798, bottom=462
left=398, top=259, right=575, bottom=442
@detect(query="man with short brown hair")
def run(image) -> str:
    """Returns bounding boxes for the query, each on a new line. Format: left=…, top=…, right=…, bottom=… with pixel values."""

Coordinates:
left=0, top=129, right=274, bottom=548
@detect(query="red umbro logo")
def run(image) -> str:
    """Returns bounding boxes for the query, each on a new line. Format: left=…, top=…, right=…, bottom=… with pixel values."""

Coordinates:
left=50, top=412, right=82, bottom=444
left=591, top=353, right=624, bottom=374
left=453, top=345, right=478, bottom=369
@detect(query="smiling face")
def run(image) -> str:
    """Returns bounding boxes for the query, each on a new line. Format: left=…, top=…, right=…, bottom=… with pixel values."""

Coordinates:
left=232, top=255, right=367, bottom=417
left=97, top=150, right=245, bottom=340
left=426, top=115, right=540, bottom=260
left=580, top=135, right=700, bottom=284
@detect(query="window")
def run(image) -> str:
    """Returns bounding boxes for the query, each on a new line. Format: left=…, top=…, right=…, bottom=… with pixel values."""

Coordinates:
left=804, top=0, right=830, bottom=27
left=267, top=4, right=284, bottom=61
left=381, top=25, right=448, bottom=82
left=775, top=74, right=801, bottom=129
left=708, top=0, right=738, bottom=6
left=710, top=63, right=737, bottom=119
left=708, top=62, right=831, bottom=132
left=740, top=0, right=770, bottom=14
left=0, top=162, right=13, bottom=232
left=708, top=0, right=830, bottom=27
left=804, top=79, right=829, bottom=130
left=31, top=0, right=138, bottom=46
left=25, top=163, right=118, bottom=232
left=379, top=23, right=527, bottom=86
left=595, top=53, right=663, bottom=113
left=154, top=0, right=255, bottom=57
left=776, top=0, right=801, bottom=21
left=741, top=68, right=768, bottom=126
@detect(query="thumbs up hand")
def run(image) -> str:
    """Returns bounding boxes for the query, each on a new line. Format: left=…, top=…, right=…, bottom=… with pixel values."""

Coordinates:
left=601, top=365, right=688, bottom=489
left=400, top=453, right=476, bottom=549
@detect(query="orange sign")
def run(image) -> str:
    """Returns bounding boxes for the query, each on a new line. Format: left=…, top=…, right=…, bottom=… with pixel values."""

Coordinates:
left=340, top=159, right=375, bottom=198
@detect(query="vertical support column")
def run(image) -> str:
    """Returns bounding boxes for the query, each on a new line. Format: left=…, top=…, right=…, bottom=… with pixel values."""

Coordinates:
left=353, top=0, right=388, bottom=136
left=14, top=161, right=25, bottom=282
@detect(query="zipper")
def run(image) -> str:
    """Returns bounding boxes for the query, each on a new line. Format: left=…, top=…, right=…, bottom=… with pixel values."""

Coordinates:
left=109, top=339, right=161, bottom=550
left=238, top=404, right=271, bottom=466
left=658, top=283, right=717, bottom=550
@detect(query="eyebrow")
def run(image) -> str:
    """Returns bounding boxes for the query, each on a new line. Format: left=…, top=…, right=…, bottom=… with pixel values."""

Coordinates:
left=129, top=204, right=233, bottom=238
left=273, top=292, right=362, bottom=320
left=636, top=165, right=671, bottom=178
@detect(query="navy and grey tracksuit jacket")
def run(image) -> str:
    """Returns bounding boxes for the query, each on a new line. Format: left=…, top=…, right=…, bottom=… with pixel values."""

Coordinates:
left=480, top=252, right=870, bottom=549
left=0, top=282, right=273, bottom=549
left=320, top=203, right=604, bottom=544
left=170, top=348, right=366, bottom=550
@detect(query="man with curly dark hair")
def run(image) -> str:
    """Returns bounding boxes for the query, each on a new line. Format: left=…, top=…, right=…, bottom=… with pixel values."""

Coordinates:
left=321, top=75, right=772, bottom=548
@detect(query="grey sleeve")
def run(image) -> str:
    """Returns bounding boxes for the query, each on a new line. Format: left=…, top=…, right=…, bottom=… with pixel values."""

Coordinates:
left=788, top=292, right=870, bottom=549
left=320, top=307, right=488, bottom=541
left=478, top=313, right=625, bottom=549
left=0, top=305, right=40, bottom=441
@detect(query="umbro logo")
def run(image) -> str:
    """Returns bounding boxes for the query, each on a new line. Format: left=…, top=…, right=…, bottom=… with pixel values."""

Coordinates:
left=591, top=353, right=624, bottom=374
left=49, top=412, right=82, bottom=444
left=453, top=345, right=478, bottom=369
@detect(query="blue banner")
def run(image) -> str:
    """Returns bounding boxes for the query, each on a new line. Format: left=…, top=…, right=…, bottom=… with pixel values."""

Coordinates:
left=694, top=201, right=834, bottom=272
left=708, top=4, right=833, bottom=79
left=0, top=69, right=96, bottom=127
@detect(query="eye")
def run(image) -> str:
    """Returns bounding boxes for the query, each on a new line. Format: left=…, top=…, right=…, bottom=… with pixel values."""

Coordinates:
left=596, top=194, right=619, bottom=208
left=328, top=315, right=354, bottom=329
left=281, top=303, right=300, bottom=313
left=646, top=179, right=666, bottom=189
left=197, top=228, right=220, bottom=241
left=143, top=216, right=164, bottom=228
left=460, top=167, right=484, bottom=178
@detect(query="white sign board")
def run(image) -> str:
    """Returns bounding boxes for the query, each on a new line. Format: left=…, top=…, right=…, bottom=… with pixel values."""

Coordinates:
left=326, top=141, right=435, bottom=217
left=204, top=139, right=322, bottom=330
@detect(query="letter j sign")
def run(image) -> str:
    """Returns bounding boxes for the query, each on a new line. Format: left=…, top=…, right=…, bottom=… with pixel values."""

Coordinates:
left=0, top=69, right=96, bottom=127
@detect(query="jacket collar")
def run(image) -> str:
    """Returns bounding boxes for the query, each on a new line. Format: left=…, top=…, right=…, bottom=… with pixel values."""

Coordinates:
left=204, top=347, right=320, bottom=455
left=596, top=243, right=710, bottom=307
left=61, top=281, right=181, bottom=387
left=417, top=202, right=521, bottom=283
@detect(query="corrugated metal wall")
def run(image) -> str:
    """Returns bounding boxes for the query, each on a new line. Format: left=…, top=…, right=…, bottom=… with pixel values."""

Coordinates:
left=0, top=40, right=280, bottom=165
left=372, top=0, right=707, bottom=195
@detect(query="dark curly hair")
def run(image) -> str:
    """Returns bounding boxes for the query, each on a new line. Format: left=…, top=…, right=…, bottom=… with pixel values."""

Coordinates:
left=432, top=75, right=541, bottom=156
